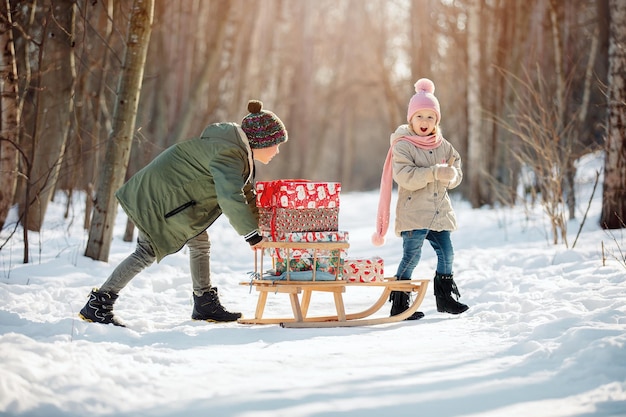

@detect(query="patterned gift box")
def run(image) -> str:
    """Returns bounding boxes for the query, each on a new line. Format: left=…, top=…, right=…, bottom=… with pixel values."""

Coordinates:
left=261, top=230, right=349, bottom=259
left=256, top=180, right=341, bottom=209
left=259, top=207, right=339, bottom=234
left=273, top=256, right=344, bottom=276
left=342, top=257, right=385, bottom=282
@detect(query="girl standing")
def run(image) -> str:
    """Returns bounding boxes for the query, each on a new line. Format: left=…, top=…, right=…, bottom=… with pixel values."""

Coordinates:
left=373, top=79, right=469, bottom=319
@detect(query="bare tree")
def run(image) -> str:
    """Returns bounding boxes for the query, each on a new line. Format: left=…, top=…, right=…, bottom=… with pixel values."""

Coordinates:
left=22, top=0, right=75, bottom=232
left=85, top=0, right=154, bottom=262
left=75, top=0, right=117, bottom=231
left=466, top=0, right=486, bottom=208
left=1, top=0, right=620, bottom=258
left=497, top=68, right=574, bottom=246
left=164, top=0, right=231, bottom=144
left=410, top=0, right=434, bottom=78
left=484, top=0, right=523, bottom=207
left=549, top=0, right=599, bottom=221
left=600, top=0, right=626, bottom=229
left=0, top=0, right=20, bottom=230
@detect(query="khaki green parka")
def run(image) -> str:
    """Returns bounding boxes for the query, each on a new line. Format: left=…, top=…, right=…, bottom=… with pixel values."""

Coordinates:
left=116, top=123, right=258, bottom=262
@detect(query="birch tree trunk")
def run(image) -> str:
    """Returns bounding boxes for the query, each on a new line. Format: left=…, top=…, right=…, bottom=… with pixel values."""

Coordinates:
left=0, top=0, right=20, bottom=230
left=85, top=0, right=154, bottom=262
left=23, top=0, right=75, bottom=231
left=600, top=0, right=626, bottom=229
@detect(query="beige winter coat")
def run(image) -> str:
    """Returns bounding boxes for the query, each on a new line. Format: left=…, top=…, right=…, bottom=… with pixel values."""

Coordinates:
left=391, top=124, right=462, bottom=235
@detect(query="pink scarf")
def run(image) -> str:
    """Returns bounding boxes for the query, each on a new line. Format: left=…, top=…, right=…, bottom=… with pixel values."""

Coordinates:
left=371, top=133, right=442, bottom=246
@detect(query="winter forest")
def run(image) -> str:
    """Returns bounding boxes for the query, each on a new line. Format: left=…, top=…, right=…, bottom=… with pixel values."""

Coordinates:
left=0, top=2, right=625, bottom=415
left=0, top=0, right=625, bottom=263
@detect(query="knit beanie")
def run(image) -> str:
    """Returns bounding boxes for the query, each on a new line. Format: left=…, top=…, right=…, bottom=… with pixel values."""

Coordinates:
left=241, top=100, right=288, bottom=149
left=406, top=78, right=441, bottom=124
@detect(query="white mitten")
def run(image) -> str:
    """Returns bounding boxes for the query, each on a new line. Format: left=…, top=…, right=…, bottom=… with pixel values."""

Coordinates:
left=433, top=164, right=458, bottom=183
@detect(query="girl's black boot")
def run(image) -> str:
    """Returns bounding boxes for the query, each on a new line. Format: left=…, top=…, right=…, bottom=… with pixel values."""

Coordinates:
left=433, top=273, right=469, bottom=315
left=389, top=278, right=424, bottom=320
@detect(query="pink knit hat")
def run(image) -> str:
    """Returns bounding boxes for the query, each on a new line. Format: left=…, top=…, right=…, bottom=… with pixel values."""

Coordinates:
left=407, top=78, right=441, bottom=124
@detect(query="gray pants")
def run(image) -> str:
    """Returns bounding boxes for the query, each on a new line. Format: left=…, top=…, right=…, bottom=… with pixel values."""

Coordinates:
left=100, top=230, right=212, bottom=296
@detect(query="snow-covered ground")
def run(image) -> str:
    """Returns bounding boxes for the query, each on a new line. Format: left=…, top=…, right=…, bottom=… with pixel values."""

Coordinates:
left=1, top=153, right=624, bottom=417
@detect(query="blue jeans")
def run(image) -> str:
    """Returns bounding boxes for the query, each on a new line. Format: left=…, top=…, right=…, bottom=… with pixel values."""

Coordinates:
left=100, top=230, right=213, bottom=295
left=395, top=229, right=454, bottom=279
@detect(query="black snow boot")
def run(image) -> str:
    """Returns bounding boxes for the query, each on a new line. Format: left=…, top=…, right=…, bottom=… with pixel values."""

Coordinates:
left=389, top=279, right=424, bottom=320
left=79, top=288, right=126, bottom=327
left=433, top=273, right=469, bottom=315
left=192, top=287, right=242, bottom=322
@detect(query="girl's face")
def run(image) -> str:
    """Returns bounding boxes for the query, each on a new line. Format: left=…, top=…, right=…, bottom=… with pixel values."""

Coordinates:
left=410, top=109, right=438, bottom=136
left=253, top=144, right=280, bottom=164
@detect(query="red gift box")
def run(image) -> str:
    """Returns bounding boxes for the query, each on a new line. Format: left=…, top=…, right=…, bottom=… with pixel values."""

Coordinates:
left=256, top=180, right=340, bottom=209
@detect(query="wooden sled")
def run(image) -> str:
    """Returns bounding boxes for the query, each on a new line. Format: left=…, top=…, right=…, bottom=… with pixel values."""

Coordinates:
left=238, top=241, right=429, bottom=328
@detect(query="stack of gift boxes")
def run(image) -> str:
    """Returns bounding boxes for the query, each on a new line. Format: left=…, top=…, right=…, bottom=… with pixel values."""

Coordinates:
left=256, top=179, right=384, bottom=282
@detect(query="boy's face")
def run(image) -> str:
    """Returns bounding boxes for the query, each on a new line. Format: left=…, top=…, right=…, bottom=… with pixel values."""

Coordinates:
left=410, top=109, right=437, bottom=136
left=252, top=144, right=281, bottom=164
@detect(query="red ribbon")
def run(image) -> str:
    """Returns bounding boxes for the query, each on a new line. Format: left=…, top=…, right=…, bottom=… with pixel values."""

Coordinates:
left=258, top=179, right=311, bottom=261
left=257, top=179, right=311, bottom=207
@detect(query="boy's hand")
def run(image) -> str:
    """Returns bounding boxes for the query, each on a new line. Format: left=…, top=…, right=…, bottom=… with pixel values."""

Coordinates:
left=250, top=237, right=267, bottom=251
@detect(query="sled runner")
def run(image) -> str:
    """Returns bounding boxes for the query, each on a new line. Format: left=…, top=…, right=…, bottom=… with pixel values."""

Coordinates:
left=238, top=241, right=429, bottom=328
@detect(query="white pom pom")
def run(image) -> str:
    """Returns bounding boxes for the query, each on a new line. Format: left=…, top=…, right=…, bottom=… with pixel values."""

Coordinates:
left=371, top=232, right=385, bottom=247
left=414, top=78, right=435, bottom=94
